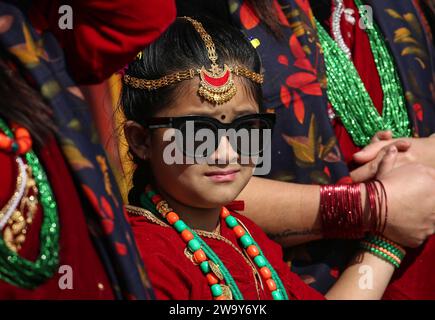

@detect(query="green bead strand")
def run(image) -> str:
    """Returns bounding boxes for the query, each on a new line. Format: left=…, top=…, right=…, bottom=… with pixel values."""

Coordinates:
left=225, top=216, right=238, bottom=228
left=360, top=243, right=400, bottom=268
left=271, top=290, right=284, bottom=300
left=143, top=188, right=290, bottom=301
left=211, top=284, right=223, bottom=297
left=173, top=220, right=187, bottom=233
left=225, top=217, right=289, bottom=300
left=200, top=261, right=210, bottom=274
left=253, top=255, right=267, bottom=268
left=364, top=234, right=405, bottom=259
left=240, top=234, right=253, bottom=248
left=187, top=239, right=201, bottom=252
left=0, top=118, right=60, bottom=289
left=315, top=2, right=411, bottom=146
left=141, top=193, right=245, bottom=300
left=248, top=237, right=289, bottom=300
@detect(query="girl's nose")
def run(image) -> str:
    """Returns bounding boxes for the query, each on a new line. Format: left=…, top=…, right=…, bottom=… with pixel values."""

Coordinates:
left=211, top=135, right=239, bottom=164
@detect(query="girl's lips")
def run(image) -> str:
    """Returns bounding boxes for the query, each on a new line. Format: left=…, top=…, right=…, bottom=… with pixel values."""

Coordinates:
left=205, top=169, right=240, bottom=182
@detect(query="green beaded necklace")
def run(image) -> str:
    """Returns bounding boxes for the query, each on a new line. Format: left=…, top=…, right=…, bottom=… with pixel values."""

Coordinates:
left=316, top=0, right=411, bottom=146
left=0, top=118, right=60, bottom=289
left=141, top=188, right=289, bottom=300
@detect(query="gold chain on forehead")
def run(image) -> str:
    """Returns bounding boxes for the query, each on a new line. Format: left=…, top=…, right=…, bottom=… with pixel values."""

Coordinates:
left=184, top=17, right=219, bottom=68
left=123, top=17, right=263, bottom=105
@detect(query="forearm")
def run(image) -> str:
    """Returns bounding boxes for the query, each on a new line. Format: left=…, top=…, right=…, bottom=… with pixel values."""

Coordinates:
left=237, top=177, right=323, bottom=246
left=239, top=177, right=371, bottom=247
left=325, top=251, right=394, bottom=300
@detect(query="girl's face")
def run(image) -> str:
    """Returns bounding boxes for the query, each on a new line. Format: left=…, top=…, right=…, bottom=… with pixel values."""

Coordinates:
left=126, top=77, right=259, bottom=209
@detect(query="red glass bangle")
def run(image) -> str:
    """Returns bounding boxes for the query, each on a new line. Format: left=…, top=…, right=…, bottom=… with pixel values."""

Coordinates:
left=320, top=183, right=365, bottom=238
left=320, top=180, right=388, bottom=238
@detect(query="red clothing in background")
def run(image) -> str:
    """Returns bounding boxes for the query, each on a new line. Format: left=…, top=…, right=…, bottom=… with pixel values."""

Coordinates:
left=0, top=137, right=114, bottom=299
left=0, top=0, right=177, bottom=298
left=383, top=236, right=435, bottom=300
left=30, top=0, right=176, bottom=84
left=128, top=207, right=324, bottom=300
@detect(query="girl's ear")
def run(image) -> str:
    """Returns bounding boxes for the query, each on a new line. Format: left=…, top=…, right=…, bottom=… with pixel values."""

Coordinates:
left=124, top=120, right=152, bottom=160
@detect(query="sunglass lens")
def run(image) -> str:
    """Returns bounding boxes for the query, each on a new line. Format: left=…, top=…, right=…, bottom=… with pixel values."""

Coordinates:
left=177, top=120, right=217, bottom=158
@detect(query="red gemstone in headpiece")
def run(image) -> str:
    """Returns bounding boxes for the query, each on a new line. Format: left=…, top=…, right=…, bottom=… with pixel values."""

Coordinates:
left=202, top=68, right=231, bottom=87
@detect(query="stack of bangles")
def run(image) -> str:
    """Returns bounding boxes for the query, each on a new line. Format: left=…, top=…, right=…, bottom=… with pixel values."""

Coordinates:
left=359, top=234, right=406, bottom=268
left=320, top=180, right=387, bottom=239
left=320, top=180, right=406, bottom=268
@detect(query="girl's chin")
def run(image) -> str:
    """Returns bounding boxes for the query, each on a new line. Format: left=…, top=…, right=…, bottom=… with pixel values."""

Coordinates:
left=195, top=189, right=242, bottom=208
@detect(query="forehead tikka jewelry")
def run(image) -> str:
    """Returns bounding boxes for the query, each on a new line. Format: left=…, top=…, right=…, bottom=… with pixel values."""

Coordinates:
left=123, top=17, right=264, bottom=105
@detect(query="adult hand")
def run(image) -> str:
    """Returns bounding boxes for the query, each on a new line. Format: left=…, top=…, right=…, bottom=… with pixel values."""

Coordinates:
left=377, top=163, right=435, bottom=248
left=350, top=141, right=409, bottom=182
left=353, top=131, right=435, bottom=169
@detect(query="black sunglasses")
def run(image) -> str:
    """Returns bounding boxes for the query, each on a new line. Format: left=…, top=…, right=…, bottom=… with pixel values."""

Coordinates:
left=142, top=113, right=276, bottom=158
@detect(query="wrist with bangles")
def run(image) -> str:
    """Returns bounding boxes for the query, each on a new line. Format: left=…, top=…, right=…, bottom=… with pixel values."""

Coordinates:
left=359, top=234, right=406, bottom=268
left=319, top=180, right=406, bottom=268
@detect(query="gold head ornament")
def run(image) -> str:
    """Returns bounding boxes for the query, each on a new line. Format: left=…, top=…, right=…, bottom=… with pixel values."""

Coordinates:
left=123, top=17, right=263, bottom=104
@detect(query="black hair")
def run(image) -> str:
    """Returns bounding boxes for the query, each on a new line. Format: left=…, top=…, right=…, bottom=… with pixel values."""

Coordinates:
left=121, top=16, right=263, bottom=205
left=0, top=55, right=55, bottom=150
left=246, top=0, right=285, bottom=39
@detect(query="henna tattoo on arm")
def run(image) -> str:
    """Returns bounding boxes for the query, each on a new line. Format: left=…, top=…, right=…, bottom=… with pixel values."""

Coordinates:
left=267, top=228, right=322, bottom=241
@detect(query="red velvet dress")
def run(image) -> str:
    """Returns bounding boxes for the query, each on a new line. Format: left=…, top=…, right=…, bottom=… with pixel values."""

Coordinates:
left=127, top=206, right=324, bottom=300
left=0, top=137, right=114, bottom=299
left=331, top=0, right=435, bottom=300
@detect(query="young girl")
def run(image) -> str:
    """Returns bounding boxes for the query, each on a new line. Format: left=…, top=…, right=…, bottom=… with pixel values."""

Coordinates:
left=122, top=17, right=404, bottom=300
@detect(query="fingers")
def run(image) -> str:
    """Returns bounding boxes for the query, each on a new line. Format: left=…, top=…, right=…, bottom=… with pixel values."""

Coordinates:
left=350, top=146, right=392, bottom=182
left=392, top=140, right=412, bottom=152
left=371, top=130, right=393, bottom=143
left=350, top=164, right=372, bottom=182
left=353, top=140, right=411, bottom=164
left=376, top=146, right=398, bottom=177
left=354, top=142, right=390, bottom=163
